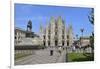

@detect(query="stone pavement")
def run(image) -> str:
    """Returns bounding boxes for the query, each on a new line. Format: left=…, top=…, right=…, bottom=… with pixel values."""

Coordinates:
left=15, top=48, right=67, bottom=65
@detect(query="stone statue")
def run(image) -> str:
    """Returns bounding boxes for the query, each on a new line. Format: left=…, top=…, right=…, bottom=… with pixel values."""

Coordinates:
left=26, top=20, right=33, bottom=38
left=27, top=20, right=32, bottom=32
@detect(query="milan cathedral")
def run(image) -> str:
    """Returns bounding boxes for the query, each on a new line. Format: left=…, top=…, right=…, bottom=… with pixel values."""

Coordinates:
left=40, top=16, right=73, bottom=47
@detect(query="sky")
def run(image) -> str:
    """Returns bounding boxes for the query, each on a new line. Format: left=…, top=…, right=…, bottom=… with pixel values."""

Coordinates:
left=15, top=3, right=94, bottom=38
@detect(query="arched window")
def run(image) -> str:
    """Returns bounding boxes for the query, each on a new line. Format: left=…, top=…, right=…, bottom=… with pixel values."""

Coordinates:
left=62, top=41, right=64, bottom=46
left=15, top=36, right=16, bottom=39
left=55, top=40, right=58, bottom=46
left=67, top=35, right=69, bottom=39
left=62, top=35, right=64, bottom=39
left=67, top=41, right=69, bottom=46
left=48, top=35, right=50, bottom=39
left=48, top=41, right=50, bottom=46
left=43, top=41, right=45, bottom=46
left=43, top=35, right=45, bottom=39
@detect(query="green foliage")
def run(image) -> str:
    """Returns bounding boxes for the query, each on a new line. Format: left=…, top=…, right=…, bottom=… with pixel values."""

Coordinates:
left=15, top=53, right=32, bottom=60
left=67, top=53, right=94, bottom=62
left=90, top=35, right=94, bottom=49
left=88, top=8, right=94, bottom=25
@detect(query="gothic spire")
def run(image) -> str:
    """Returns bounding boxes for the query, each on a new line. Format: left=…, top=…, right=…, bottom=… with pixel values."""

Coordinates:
left=57, top=16, right=63, bottom=25
left=40, top=22, right=43, bottom=32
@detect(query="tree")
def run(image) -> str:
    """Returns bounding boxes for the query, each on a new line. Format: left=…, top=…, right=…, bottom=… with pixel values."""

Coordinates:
left=88, top=8, right=94, bottom=59
left=80, top=28, right=84, bottom=48
left=88, top=8, right=94, bottom=25
left=88, top=8, right=94, bottom=48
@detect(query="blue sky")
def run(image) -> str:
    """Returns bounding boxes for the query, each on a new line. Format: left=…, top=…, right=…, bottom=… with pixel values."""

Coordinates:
left=15, top=3, right=94, bottom=38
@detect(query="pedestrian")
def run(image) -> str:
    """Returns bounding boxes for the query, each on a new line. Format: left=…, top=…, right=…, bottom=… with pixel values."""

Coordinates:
left=50, top=46, right=53, bottom=56
left=72, top=45, right=76, bottom=52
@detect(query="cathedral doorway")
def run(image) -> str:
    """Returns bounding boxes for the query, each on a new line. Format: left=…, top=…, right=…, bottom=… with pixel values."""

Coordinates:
left=55, top=40, right=58, bottom=46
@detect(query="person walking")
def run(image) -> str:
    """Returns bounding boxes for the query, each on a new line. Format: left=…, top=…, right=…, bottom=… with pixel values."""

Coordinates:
left=72, top=45, right=76, bottom=52
left=50, top=46, right=54, bottom=56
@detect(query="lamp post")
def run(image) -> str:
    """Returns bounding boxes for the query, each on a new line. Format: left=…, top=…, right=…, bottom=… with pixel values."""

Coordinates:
left=80, top=28, right=84, bottom=47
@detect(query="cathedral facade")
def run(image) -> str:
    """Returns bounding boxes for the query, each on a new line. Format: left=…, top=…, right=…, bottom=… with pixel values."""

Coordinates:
left=40, top=16, right=73, bottom=48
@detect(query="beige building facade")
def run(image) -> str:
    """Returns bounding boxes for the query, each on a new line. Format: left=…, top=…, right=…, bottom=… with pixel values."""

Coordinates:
left=15, top=27, right=26, bottom=44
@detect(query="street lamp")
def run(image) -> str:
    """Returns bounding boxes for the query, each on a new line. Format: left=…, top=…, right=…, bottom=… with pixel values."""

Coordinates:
left=80, top=28, right=84, bottom=47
